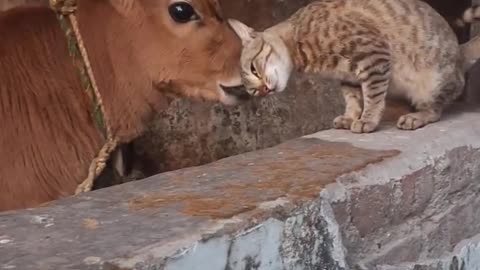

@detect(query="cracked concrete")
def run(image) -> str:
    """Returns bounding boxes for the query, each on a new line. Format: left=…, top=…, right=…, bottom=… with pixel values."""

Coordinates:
left=1, top=107, right=480, bottom=269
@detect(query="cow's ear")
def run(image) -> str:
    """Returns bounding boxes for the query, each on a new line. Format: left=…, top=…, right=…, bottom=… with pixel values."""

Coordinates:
left=228, top=19, right=256, bottom=45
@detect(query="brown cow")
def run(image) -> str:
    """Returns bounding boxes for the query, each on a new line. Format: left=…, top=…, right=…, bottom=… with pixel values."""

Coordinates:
left=0, top=0, right=246, bottom=211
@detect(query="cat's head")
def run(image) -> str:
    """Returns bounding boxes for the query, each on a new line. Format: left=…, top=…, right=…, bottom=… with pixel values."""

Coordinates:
left=229, top=19, right=293, bottom=97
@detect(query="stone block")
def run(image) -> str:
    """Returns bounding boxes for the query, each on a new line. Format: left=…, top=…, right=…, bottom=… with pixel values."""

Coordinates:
left=350, top=184, right=394, bottom=237
left=2, top=107, right=480, bottom=269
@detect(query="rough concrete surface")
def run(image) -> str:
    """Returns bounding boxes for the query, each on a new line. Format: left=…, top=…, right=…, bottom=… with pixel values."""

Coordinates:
left=133, top=75, right=341, bottom=175
left=1, top=106, right=480, bottom=269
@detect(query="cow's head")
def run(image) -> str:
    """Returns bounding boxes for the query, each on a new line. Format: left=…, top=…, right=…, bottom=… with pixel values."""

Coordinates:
left=98, top=0, right=249, bottom=105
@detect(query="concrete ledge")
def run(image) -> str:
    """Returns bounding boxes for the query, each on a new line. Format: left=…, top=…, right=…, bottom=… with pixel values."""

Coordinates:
left=1, top=107, right=480, bottom=270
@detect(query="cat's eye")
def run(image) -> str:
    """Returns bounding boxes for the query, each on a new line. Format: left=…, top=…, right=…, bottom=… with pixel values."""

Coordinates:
left=250, top=62, right=259, bottom=78
left=169, top=2, right=200, bottom=23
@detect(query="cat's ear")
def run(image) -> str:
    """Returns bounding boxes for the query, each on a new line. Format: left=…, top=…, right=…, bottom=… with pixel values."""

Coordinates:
left=228, top=19, right=256, bottom=44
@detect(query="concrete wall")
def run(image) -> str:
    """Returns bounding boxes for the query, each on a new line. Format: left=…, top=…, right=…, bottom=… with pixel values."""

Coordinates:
left=2, top=106, right=480, bottom=270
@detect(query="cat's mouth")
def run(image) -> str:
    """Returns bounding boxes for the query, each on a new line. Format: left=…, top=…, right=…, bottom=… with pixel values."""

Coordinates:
left=220, top=84, right=251, bottom=101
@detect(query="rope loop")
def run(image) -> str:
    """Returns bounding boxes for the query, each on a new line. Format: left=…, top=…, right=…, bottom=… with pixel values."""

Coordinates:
left=51, top=0, right=118, bottom=194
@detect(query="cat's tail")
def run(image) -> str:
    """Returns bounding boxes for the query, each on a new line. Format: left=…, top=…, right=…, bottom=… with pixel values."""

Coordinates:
left=455, top=5, right=480, bottom=27
left=456, top=6, right=480, bottom=72
left=460, top=35, right=480, bottom=72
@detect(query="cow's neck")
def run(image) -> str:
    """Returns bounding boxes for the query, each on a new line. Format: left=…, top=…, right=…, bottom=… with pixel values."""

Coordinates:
left=75, top=1, right=170, bottom=143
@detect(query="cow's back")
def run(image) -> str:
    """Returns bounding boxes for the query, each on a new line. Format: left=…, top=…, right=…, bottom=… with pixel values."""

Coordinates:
left=0, top=7, right=103, bottom=210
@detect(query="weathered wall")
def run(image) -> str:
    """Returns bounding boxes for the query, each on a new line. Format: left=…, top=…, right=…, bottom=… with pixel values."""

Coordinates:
left=133, top=76, right=341, bottom=175
left=2, top=106, right=480, bottom=270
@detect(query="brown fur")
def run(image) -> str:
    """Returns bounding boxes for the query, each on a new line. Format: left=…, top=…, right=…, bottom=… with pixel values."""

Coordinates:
left=0, top=0, right=243, bottom=211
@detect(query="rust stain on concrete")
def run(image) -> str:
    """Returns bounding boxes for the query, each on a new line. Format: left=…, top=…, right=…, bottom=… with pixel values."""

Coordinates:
left=129, top=139, right=400, bottom=219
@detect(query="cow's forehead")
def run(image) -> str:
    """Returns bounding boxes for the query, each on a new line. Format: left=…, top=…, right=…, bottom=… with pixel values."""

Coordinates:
left=192, top=0, right=224, bottom=21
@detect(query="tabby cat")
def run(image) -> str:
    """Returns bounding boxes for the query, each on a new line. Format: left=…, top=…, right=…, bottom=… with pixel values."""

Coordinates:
left=229, top=1, right=480, bottom=133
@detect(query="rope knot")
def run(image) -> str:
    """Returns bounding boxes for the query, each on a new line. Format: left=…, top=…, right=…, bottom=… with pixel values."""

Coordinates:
left=49, top=0, right=77, bottom=15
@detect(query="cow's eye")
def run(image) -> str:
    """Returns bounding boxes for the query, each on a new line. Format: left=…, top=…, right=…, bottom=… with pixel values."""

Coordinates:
left=169, top=2, right=199, bottom=23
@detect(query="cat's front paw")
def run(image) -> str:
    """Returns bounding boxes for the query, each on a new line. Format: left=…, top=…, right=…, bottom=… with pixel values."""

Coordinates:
left=350, top=119, right=378, bottom=133
left=397, top=114, right=427, bottom=130
left=333, top=115, right=354, bottom=130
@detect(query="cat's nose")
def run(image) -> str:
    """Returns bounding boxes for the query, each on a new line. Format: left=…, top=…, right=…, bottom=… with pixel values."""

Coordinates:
left=258, top=85, right=270, bottom=97
left=264, top=81, right=277, bottom=94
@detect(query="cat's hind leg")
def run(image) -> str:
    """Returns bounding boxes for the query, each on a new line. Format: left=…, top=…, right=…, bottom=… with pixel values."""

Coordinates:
left=397, top=72, right=464, bottom=130
left=333, top=81, right=363, bottom=129
left=396, top=103, right=441, bottom=130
